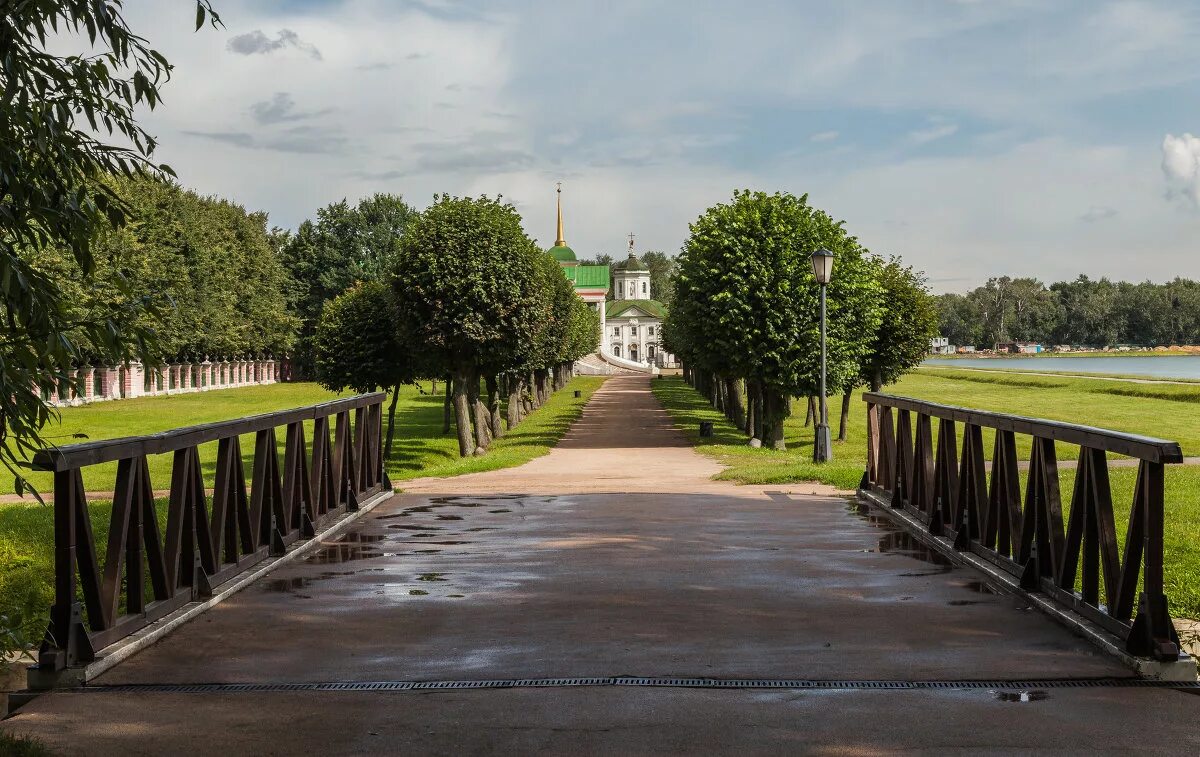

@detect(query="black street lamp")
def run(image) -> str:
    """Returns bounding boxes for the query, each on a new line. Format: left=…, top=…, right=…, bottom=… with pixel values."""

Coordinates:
left=810, top=248, right=834, bottom=463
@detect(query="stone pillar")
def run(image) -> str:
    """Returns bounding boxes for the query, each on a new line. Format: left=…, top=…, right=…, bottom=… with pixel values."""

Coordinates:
left=200, top=359, right=212, bottom=391
left=181, top=363, right=192, bottom=391
left=266, top=359, right=276, bottom=384
left=159, top=366, right=169, bottom=395
left=83, top=367, right=95, bottom=402
left=104, top=366, right=120, bottom=400
left=598, top=301, right=607, bottom=354
left=124, top=362, right=143, bottom=398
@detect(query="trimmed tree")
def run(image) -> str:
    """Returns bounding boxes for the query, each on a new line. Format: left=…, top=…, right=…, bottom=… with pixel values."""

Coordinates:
left=669, top=190, right=881, bottom=450
left=838, top=257, right=939, bottom=440
left=311, top=280, right=423, bottom=457
left=393, top=196, right=549, bottom=457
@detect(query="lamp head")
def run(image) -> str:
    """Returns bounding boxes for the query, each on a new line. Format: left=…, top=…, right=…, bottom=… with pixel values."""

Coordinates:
left=810, top=248, right=834, bottom=285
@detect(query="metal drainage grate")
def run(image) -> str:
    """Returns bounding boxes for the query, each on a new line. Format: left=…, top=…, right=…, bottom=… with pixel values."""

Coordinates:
left=73, top=677, right=1200, bottom=694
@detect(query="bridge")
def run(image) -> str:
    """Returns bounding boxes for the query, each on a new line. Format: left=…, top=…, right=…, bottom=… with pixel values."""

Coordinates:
left=4, top=376, right=1199, bottom=752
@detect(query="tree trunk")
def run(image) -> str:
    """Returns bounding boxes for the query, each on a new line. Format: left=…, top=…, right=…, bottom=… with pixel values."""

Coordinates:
left=807, top=396, right=817, bottom=429
left=838, top=390, right=852, bottom=442
left=450, top=368, right=474, bottom=457
left=506, top=375, right=523, bottom=429
left=384, top=383, right=401, bottom=458
left=528, top=371, right=541, bottom=409
left=765, top=388, right=787, bottom=451
left=871, top=367, right=883, bottom=393
left=467, top=370, right=490, bottom=452
left=744, top=378, right=756, bottom=438
left=749, top=379, right=765, bottom=440
left=486, top=374, right=504, bottom=439
left=431, top=378, right=438, bottom=395
left=442, top=376, right=453, bottom=435
left=724, top=376, right=745, bottom=431
left=535, top=369, right=550, bottom=406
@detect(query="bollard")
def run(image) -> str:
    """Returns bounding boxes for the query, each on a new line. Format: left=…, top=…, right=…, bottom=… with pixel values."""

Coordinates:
left=699, top=421, right=714, bottom=437
left=574, top=390, right=581, bottom=398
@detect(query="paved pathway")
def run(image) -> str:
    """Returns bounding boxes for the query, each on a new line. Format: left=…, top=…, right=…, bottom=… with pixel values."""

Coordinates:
left=5, top=375, right=1199, bottom=754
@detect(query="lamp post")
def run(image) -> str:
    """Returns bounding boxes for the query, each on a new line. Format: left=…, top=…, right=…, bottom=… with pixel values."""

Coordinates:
left=811, top=248, right=834, bottom=463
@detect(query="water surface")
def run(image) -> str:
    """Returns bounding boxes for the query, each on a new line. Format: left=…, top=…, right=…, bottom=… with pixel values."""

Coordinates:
left=923, top=355, right=1200, bottom=380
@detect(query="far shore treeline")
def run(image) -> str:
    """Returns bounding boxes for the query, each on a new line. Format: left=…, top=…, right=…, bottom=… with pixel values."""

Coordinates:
left=938, top=276, right=1200, bottom=349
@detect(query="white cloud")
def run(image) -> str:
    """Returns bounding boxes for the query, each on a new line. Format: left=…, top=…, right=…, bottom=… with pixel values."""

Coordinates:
left=1162, top=133, right=1200, bottom=205
left=810, top=131, right=839, bottom=142
left=909, top=122, right=959, bottom=144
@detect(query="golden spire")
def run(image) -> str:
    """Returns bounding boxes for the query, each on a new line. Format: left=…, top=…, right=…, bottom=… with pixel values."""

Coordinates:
left=554, top=181, right=566, bottom=247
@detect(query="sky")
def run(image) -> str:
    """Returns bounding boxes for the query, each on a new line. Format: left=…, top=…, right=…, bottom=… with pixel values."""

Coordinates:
left=114, top=0, right=1200, bottom=292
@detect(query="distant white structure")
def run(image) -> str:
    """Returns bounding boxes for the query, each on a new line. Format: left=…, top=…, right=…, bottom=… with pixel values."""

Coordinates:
left=930, top=337, right=953, bottom=355
left=545, top=186, right=674, bottom=373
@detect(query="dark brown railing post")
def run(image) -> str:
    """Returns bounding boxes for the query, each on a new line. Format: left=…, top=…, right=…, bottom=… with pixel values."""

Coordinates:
left=39, top=470, right=92, bottom=672
left=860, top=392, right=1185, bottom=661
left=30, top=392, right=386, bottom=688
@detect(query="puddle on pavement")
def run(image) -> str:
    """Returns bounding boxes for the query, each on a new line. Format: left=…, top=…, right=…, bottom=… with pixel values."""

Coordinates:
left=304, top=532, right=386, bottom=564
left=993, top=690, right=1048, bottom=703
left=386, top=524, right=443, bottom=531
left=262, top=570, right=360, bottom=594
left=489, top=509, right=511, bottom=514
left=875, top=530, right=953, bottom=572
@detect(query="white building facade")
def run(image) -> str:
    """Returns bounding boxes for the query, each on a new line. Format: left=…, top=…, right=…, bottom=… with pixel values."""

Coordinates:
left=605, top=252, right=676, bottom=368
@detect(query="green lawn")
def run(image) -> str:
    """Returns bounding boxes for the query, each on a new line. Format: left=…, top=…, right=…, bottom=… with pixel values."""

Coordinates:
left=388, top=376, right=605, bottom=482
left=652, top=370, right=1200, bottom=618
left=5, top=383, right=348, bottom=497
left=0, top=377, right=604, bottom=650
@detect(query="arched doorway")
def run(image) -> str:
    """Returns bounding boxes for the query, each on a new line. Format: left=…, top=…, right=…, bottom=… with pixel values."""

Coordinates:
left=648, top=345, right=656, bottom=364
left=630, top=344, right=639, bottom=363
left=612, top=344, right=621, bottom=358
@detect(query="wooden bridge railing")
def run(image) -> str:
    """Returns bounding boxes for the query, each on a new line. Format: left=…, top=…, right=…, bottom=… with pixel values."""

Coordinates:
left=33, top=393, right=388, bottom=674
left=861, top=392, right=1183, bottom=661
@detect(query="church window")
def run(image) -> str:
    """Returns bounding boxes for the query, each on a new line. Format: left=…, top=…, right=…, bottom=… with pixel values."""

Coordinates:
left=642, top=281, right=647, bottom=295
left=648, top=326, right=654, bottom=336
left=612, top=345, right=621, bottom=357
left=612, top=327, right=620, bottom=337
left=618, top=282, right=624, bottom=297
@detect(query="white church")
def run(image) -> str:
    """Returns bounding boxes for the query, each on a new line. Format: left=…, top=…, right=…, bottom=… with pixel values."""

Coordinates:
left=545, top=186, right=675, bottom=374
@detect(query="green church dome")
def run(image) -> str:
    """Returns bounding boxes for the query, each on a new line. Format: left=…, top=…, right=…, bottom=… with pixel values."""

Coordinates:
left=614, top=252, right=648, bottom=272
left=549, top=244, right=577, bottom=262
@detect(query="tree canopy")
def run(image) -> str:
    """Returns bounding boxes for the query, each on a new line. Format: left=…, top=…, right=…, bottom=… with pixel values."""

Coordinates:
left=665, top=189, right=945, bottom=454
left=0, top=0, right=219, bottom=495
left=278, top=193, right=416, bottom=374
left=860, top=258, right=939, bottom=390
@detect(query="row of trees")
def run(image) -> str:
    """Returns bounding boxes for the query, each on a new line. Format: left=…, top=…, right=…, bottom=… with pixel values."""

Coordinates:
left=310, top=196, right=599, bottom=458
left=27, top=176, right=296, bottom=363
left=664, top=190, right=938, bottom=451
left=937, top=275, right=1200, bottom=349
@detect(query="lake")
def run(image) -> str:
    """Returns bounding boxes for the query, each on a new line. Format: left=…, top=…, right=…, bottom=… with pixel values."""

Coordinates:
left=923, top=355, right=1200, bottom=380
